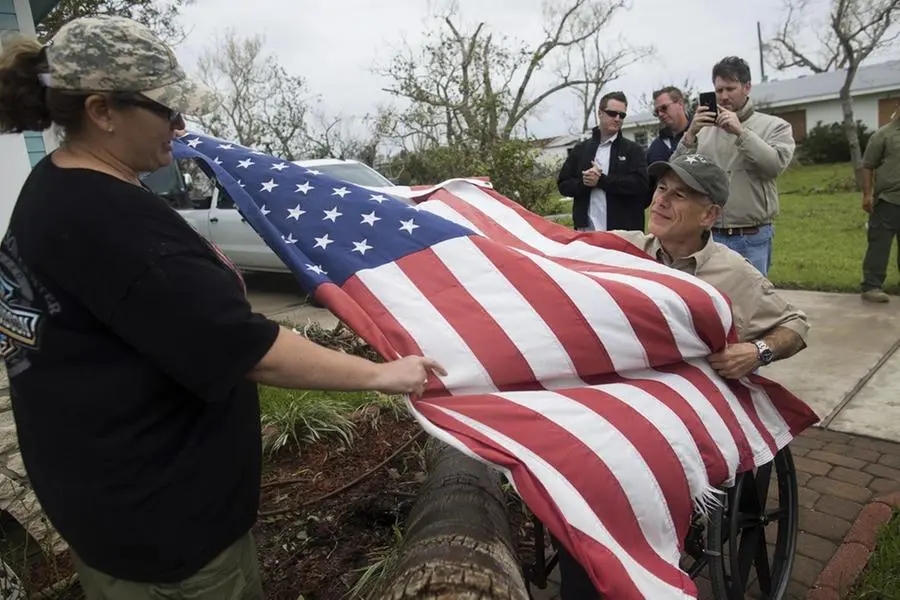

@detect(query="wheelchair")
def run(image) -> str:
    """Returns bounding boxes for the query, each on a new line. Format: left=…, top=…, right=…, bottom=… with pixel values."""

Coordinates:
left=523, top=446, right=799, bottom=599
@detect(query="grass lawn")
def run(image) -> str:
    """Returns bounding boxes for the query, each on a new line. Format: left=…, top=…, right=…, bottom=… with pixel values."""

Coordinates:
left=545, top=162, right=899, bottom=293
left=769, top=162, right=898, bottom=293
left=846, top=509, right=900, bottom=599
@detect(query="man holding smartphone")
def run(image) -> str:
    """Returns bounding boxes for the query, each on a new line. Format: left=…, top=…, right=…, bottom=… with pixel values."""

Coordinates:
left=672, top=56, right=795, bottom=276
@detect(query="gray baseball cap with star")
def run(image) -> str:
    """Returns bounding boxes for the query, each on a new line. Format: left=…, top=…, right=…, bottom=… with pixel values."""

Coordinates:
left=648, top=153, right=730, bottom=206
left=43, top=15, right=216, bottom=116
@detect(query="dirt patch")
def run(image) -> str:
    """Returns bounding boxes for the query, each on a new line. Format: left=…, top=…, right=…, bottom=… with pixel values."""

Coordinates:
left=254, top=408, right=540, bottom=600
left=254, top=411, right=427, bottom=600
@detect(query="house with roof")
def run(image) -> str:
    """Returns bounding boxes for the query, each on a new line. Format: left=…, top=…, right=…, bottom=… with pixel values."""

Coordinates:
left=532, top=133, right=590, bottom=168
left=619, top=60, right=900, bottom=149
left=0, top=0, right=59, bottom=233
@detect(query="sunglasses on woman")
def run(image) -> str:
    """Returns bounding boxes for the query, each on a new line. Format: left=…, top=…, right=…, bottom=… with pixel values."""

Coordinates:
left=116, top=97, right=183, bottom=126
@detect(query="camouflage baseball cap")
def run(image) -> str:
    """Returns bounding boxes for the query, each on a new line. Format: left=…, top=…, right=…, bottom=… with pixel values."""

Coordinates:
left=44, top=15, right=216, bottom=116
left=648, top=153, right=730, bottom=206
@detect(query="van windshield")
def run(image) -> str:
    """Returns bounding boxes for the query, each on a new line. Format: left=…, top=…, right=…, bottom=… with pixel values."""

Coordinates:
left=141, top=163, right=182, bottom=198
left=310, top=163, right=392, bottom=187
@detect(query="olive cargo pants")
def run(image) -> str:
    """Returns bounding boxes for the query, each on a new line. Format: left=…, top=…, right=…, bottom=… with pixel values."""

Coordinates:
left=73, top=532, right=264, bottom=600
left=862, top=199, right=900, bottom=291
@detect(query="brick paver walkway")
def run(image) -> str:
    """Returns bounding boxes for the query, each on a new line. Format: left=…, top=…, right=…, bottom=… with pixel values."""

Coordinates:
left=530, top=426, right=900, bottom=600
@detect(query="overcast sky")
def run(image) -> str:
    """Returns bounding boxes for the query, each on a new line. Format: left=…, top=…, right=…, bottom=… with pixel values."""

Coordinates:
left=173, top=0, right=860, bottom=140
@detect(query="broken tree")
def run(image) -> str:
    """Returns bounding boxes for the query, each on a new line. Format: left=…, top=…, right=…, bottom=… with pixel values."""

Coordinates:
left=375, top=440, right=529, bottom=600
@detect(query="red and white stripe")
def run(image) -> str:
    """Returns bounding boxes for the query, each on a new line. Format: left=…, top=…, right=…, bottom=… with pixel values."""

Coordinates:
left=317, top=179, right=817, bottom=599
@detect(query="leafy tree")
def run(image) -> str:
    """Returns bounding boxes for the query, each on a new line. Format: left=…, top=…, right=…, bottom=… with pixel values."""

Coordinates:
left=37, top=0, right=193, bottom=43
left=801, top=120, right=873, bottom=164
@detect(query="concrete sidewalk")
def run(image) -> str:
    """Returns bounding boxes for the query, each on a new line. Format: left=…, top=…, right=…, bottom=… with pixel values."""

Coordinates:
left=764, top=290, right=900, bottom=442
left=259, top=288, right=900, bottom=600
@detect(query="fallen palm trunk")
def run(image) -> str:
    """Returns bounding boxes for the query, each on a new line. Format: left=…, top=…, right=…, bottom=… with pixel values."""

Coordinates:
left=375, top=439, right=529, bottom=600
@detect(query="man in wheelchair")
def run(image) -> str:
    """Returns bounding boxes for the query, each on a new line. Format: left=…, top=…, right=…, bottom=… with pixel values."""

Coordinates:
left=555, top=153, right=811, bottom=599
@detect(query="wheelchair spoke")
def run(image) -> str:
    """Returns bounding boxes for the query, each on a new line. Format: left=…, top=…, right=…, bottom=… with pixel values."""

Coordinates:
left=765, top=507, right=789, bottom=522
left=755, top=462, right=773, bottom=512
left=734, top=524, right=762, bottom=593
left=755, top=528, right=774, bottom=593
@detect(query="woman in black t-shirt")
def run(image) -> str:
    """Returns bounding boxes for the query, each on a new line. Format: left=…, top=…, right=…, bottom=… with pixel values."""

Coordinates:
left=0, top=15, right=444, bottom=600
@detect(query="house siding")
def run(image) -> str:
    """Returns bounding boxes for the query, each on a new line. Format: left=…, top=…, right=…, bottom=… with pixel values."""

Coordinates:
left=23, top=131, right=46, bottom=166
left=798, top=95, right=881, bottom=134
left=0, top=0, right=19, bottom=30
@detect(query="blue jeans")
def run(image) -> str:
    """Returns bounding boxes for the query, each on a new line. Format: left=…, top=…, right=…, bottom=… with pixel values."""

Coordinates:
left=712, top=224, right=774, bottom=276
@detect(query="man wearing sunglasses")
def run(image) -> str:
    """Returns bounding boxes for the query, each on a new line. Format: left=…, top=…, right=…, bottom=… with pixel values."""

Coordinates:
left=646, top=86, right=691, bottom=207
left=557, top=91, right=650, bottom=232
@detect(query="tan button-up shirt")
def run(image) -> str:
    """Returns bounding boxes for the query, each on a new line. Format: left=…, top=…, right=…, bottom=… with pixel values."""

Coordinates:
left=612, top=230, right=810, bottom=344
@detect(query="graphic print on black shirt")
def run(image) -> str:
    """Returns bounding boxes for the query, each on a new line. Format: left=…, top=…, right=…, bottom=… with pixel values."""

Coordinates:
left=0, top=233, right=58, bottom=376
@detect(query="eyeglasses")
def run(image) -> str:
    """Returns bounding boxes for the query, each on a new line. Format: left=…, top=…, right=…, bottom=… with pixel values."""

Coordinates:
left=654, top=103, right=673, bottom=116
left=603, top=109, right=627, bottom=120
left=116, top=97, right=182, bottom=126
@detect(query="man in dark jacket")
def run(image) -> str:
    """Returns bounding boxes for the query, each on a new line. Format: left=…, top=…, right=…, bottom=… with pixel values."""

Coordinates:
left=557, top=91, right=649, bottom=231
left=646, top=86, right=691, bottom=203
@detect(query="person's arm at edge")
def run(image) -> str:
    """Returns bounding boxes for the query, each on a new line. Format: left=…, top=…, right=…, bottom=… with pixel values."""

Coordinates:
left=861, top=130, right=885, bottom=211
left=247, top=326, right=445, bottom=394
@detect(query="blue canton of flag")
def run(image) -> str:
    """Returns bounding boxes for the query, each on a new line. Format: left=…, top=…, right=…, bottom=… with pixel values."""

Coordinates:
left=172, top=134, right=473, bottom=293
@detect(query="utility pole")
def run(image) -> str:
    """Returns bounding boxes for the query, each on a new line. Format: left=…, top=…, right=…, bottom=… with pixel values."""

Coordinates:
left=757, top=21, right=768, bottom=82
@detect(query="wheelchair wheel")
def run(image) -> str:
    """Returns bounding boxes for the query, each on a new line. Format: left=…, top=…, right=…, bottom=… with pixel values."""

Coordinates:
left=707, top=446, right=799, bottom=599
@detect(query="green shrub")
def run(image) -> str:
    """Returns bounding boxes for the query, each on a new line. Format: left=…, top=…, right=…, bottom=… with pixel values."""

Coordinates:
left=385, top=139, right=558, bottom=216
left=801, top=120, right=872, bottom=164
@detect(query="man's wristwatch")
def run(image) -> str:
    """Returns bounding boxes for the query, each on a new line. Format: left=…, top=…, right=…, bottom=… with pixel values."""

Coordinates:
left=753, top=339, right=776, bottom=366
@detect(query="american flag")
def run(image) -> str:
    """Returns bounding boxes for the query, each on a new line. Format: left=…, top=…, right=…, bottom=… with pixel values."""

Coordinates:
left=172, top=133, right=817, bottom=599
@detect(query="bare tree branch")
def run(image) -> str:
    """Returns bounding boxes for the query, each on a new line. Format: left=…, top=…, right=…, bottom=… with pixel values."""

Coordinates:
left=193, top=30, right=313, bottom=161
left=378, top=0, right=645, bottom=152
left=765, top=0, right=900, bottom=188
left=563, top=31, right=655, bottom=133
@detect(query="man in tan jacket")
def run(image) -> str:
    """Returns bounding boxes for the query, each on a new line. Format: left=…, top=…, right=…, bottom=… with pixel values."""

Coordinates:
left=672, top=56, right=795, bottom=276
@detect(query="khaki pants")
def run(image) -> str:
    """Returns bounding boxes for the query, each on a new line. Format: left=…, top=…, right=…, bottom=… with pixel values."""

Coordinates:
left=73, top=532, right=264, bottom=600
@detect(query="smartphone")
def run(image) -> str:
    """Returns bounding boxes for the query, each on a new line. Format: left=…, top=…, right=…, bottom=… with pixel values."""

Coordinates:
left=698, top=92, right=718, bottom=118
